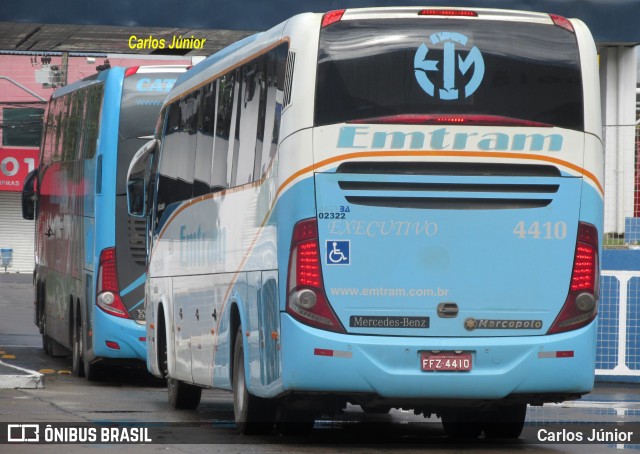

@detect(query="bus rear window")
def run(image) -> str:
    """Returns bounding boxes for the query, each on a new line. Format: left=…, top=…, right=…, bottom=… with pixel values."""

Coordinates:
left=119, top=72, right=178, bottom=139
left=315, top=19, right=583, bottom=131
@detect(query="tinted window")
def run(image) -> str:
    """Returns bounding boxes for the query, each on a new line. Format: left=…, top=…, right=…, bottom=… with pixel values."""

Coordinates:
left=82, top=84, right=103, bottom=160
left=117, top=72, right=179, bottom=194
left=262, top=47, right=285, bottom=176
left=120, top=72, right=179, bottom=139
left=156, top=100, right=196, bottom=227
left=316, top=19, right=583, bottom=131
left=216, top=72, right=235, bottom=188
left=194, top=83, right=215, bottom=196
left=236, top=63, right=261, bottom=186
left=2, top=108, right=44, bottom=147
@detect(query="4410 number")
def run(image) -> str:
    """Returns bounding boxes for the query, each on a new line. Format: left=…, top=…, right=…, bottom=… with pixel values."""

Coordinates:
left=513, top=221, right=566, bottom=240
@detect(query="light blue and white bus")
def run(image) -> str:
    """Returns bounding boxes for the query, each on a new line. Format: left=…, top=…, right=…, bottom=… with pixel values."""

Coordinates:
left=22, top=65, right=185, bottom=380
left=128, top=7, right=602, bottom=437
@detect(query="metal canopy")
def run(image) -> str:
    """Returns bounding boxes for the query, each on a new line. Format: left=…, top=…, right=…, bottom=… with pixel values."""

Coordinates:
left=0, top=22, right=253, bottom=57
left=0, top=0, right=638, bottom=56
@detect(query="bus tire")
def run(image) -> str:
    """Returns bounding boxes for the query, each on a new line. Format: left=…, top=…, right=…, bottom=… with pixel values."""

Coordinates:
left=71, top=305, right=85, bottom=377
left=232, top=328, right=275, bottom=434
left=167, top=378, right=202, bottom=410
left=482, top=403, right=527, bottom=439
left=441, top=410, right=483, bottom=439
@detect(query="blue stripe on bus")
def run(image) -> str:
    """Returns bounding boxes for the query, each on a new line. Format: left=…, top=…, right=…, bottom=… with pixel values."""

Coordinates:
left=129, top=298, right=145, bottom=311
left=120, top=272, right=146, bottom=297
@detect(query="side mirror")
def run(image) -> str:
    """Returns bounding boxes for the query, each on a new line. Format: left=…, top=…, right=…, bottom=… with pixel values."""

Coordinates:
left=21, top=169, right=38, bottom=220
left=127, top=139, right=157, bottom=218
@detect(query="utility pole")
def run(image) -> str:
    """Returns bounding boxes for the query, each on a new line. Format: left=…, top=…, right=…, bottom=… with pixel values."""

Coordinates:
left=60, top=52, right=69, bottom=87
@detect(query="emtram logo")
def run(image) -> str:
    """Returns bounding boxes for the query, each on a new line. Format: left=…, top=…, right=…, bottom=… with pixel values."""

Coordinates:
left=414, top=32, right=485, bottom=100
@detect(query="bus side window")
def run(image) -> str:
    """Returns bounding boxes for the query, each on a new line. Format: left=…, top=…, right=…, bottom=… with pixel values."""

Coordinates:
left=216, top=72, right=234, bottom=189
left=194, top=84, right=214, bottom=197
left=209, top=80, right=226, bottom=192
left=178, top=91, right=198, bottom=198
left=228, top=69, right=242, bottom=187
left=259, top=45, right=286, bottom=177
left=41, top=98, right=58, bottom=167
left=236, top=63, right=260, bottom=186
left=253, top=56, right=267, bottom=179
left=85, top=85, right=102, bottom=160
left=155, top=100, right=195, bottom=230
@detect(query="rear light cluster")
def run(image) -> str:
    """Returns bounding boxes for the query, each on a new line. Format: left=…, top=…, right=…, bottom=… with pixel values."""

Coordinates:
left=548, top=222, right=599, bottom=334
left=96, top=247, right=131, bottom=319
left=286, top=219, right=345, bottom=333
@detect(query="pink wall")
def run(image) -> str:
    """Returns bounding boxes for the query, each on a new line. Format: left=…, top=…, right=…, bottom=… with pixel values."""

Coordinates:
left=0, top=54, right=190, bottom=103
left=0, top=54, right=191, bottom=191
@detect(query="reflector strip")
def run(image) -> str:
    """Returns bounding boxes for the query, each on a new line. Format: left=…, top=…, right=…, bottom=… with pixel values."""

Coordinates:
left=538, top=351, right=574, bottom=358
left=105, top=341, right=121, bottom=350
left=314, top=348, right=352, bottom=358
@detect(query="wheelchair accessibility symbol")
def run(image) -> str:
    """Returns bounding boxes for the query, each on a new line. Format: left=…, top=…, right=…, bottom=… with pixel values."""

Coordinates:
left=326, top=240, right=350, bottom=265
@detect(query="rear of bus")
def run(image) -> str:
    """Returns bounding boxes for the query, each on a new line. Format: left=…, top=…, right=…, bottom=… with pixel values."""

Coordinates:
left=281, top=8, right=602, bottom=413
left=92, top=66, right=185, bottom=361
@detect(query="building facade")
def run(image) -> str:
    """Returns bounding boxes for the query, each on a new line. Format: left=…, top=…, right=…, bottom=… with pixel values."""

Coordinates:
left=0, top=53, right=190, bottom=273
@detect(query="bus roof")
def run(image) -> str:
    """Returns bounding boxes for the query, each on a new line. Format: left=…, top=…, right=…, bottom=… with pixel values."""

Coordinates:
left=51, top=65, right=188, bottom=99
left=164, top=6, right=580, bottom=108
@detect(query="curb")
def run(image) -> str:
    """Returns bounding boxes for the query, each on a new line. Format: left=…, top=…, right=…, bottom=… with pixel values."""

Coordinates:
left=0, top=360, right=44, bottom=389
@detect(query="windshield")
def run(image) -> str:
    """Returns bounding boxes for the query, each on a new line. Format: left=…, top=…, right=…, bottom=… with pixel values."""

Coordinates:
left=316, top=19, right=583, bottom=131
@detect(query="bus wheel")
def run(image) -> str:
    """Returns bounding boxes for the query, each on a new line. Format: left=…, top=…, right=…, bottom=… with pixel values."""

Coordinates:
left=162, top=334, right=201, bottom=409
left=441, top=410, right=483, bottom=439
left=482, top=404, right=527, bottom=439
left=232, top=329, right=275, bottom=434
left=71, top=308, right=85, bottom=377
left=167, top=378, right=202, bottom=409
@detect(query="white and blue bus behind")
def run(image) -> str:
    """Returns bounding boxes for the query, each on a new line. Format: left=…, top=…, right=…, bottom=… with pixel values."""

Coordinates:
left=22, top=66, right=185, bottom=380
left=129, top=8, right=602, bottom=437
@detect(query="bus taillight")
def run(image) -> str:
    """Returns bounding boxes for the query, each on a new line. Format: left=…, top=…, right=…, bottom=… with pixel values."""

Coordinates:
left=286, top=219, right=345, bottom=333
left=96, top=247, right=130, bottom=319
left=321, top=10, right=345, bottom=28
left=418, top=9, right=478, bottom=17
left=549, top=14, right=574, bottom=33
left=548, top=222, right=598, bottom=334
left=124, top=66, right=140, bottom=77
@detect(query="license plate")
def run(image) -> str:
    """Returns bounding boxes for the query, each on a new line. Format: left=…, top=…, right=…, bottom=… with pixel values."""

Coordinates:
left=420, top=352, right=472, bottom=372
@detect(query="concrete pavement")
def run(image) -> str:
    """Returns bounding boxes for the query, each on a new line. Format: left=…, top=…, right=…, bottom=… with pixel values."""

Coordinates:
left=0, top=272, right=44, bottom=389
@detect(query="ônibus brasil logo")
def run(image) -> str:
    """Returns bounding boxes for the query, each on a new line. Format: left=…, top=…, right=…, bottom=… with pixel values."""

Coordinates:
left=414, top=32, right=485, bottom=100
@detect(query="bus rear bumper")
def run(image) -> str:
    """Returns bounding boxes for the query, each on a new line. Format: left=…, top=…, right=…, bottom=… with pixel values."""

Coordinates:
left=279, top=315, right=596, bottom=402
left=91, top=309, right=147, bottom=361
